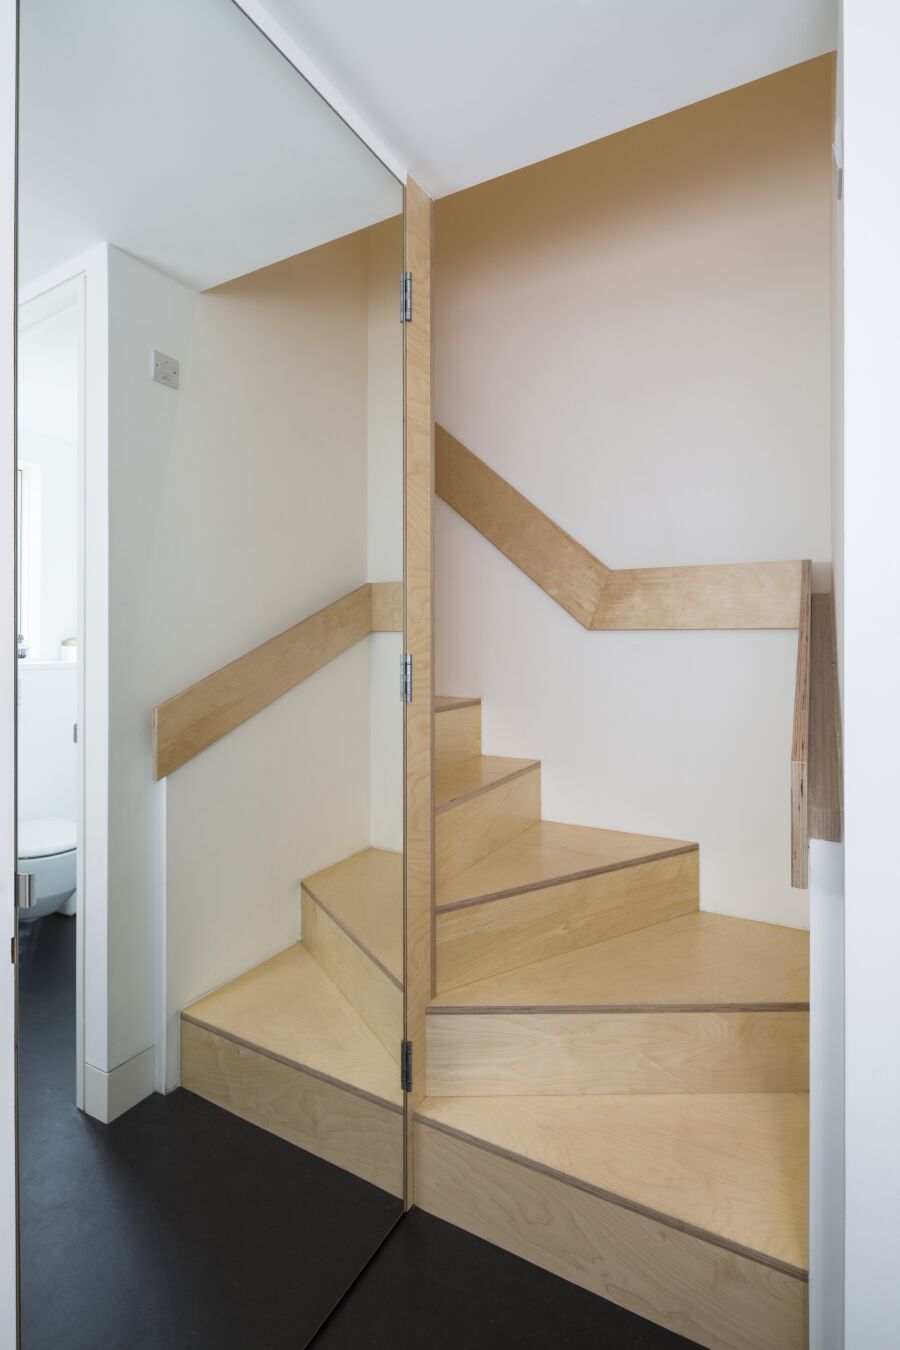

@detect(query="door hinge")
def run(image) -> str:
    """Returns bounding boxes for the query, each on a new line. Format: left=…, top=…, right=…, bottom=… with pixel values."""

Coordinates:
left=400, top=1040, right=413, bottom=1093
left=400, top=271, right=412, bottom=323
left=10, top=935, right=15, bottom=965
left=401, top=652, right=412, bottom=703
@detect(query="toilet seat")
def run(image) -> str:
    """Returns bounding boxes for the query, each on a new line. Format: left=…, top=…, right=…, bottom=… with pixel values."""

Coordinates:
left=18, top=816, right=77, bottom=859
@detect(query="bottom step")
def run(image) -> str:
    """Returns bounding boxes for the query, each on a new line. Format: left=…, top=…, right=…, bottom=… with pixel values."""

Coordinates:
left=181, top=945, right=403, bottom=1198
left=414, top=1095, right=807, bottom=1350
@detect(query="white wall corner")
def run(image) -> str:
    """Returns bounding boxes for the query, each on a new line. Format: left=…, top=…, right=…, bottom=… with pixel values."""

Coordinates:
left=83, top=1045, right=156, bottom=1125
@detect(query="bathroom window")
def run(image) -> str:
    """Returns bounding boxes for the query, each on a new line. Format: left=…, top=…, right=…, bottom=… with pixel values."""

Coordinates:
left=16, top=461, right=41, bottom=657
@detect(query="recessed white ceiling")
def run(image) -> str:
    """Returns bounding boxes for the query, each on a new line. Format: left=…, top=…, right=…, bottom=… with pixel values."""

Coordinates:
left=259, top=0, right=838, bottom=198
left=18, top=0, right=402, bottom=292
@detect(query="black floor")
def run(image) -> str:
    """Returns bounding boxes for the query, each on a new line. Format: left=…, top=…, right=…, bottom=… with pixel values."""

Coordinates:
left=18, top=915, right=401, bottom=1350
left=19, top=914, right=699, bottom=1350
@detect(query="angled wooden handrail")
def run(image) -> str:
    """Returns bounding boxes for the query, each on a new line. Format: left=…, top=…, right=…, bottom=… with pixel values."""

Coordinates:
left=152, top=581, right=402, bottom=779
left=436, top=424, right=804, bottom=630
left=792, top=583, right=844, bottom=888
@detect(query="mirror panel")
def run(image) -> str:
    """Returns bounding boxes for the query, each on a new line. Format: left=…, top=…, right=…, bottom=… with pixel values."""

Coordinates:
left=16, top=2, right=404, bottom=1345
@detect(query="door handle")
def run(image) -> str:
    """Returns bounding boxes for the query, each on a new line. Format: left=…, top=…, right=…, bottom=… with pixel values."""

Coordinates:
left=15, top=873, right=36, bottom=910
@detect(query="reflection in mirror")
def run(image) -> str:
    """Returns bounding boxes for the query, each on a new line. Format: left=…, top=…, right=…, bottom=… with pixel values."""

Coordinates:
left=16, top=1, right=404, bottom=1345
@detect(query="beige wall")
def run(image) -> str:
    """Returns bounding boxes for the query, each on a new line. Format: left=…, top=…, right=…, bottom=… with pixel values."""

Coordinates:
left=435, top=58, right=834, bottom=928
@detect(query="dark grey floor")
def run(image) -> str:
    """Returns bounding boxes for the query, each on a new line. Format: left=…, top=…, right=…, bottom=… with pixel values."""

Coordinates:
left=19, top=913, right=699, bottom=1350
left=18, top=914, right=401, bottom=1350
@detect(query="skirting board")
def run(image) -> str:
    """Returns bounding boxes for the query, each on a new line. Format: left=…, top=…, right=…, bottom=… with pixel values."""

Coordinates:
left=84, top=1045, right=156, bottom=1124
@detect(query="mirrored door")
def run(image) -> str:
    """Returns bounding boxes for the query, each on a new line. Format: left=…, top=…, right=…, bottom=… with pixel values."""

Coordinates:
left=15, top=2, right=405, bottom=1345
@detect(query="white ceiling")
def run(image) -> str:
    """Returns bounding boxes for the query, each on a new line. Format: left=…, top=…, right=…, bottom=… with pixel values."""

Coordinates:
left=259, top=0, right=838, bottom=198
left=18, top=0, right=402, bottom=292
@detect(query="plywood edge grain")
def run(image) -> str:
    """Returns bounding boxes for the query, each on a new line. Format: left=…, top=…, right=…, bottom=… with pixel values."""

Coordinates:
left=301, top=881, right=403, bottom=991
left=808, top=591, right=843, bottom=843
left=790, top=562, right=812, bottom=887
left=434, top=842, right=699, bottom=914
left=413, top=1114, right=807, bottom=1280
left=179, top=1011, right=403, bottom=1115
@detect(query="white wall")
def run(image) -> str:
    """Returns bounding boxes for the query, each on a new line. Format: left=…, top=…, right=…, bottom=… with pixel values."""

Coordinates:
left=435, top=59, right=835, bottom=929
left=18, top=433, right=77, bottom=658
left=842, top=1, right=900, bottom=1344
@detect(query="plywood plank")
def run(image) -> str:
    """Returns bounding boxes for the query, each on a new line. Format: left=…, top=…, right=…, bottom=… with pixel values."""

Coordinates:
left=435, top=764, right=541, bottom=888
left=426, top=1009, right=808, bottom=1096
left=301, top=891, right=402, bottom=1058
left=153, top=581, right=401, bottom=779
left=182, top=1021, right=403, bottom=1197
left=809, top=592, right=843, bottom=843
left=415, top=1123, right=807, bottom=1350
left=416, top=1093, right=808, bottom=1275
left=403, top=177, right=435, bottom=1209
left=791, top=561, right=812, bottom=887
left=181, top=944, right=402, bottom=1110
left=435, top=754, right=538, bottom=811
left=370, top=579, right=403, bottom=631
left=434, top=701, right=482, bottom=770
left=437, top=819, right=697, bottom=909
left=430, top=911, right=809, bottom=1011
left=436, top=851, right=699, bottom=992
left=303, top=847, right=403, bottom=983
left=436, top=423, right=804, bottom=631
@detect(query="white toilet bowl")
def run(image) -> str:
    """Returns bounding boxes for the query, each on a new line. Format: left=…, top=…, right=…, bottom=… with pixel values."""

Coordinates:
left=17, top=817, right=77, bottom=922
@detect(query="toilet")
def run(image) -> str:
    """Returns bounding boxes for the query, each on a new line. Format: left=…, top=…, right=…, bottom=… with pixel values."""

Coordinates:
left=17, top=817, right=77, bottom=922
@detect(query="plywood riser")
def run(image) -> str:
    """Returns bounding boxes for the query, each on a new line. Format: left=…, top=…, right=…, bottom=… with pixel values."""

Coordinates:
left=426, top=1009, right=809, bottom=1095
left=435, top=765, right=541, bottom=887
left=415, top=1122, right=807, bottom=1350
left=301, top=890, right=402, bottom=1058
left=435, top=850, right=700, bottom=992
left=182, top=1020, right=403, bottom=1198
left=435, top=701, right=482, bottom=768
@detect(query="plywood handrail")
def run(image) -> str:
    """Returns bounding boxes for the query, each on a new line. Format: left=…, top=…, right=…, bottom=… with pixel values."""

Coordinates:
left=791, top=582, right=844, bottom=888
left=436, top=424, right=805, bottom=630
left=152, top=581, right=402, bottom=779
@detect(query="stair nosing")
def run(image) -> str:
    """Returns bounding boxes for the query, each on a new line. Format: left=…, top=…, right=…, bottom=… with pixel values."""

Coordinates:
left=301, top=880, right=402, bottom=990
left=435, top=841, right=699, bottom=913
left=426, top=1000, right=810, bottom=1014
left=181, top=1010, right=404, bottom=1115
left=434, top=758, right=540, bottom=815
left=435, top=695, right=481, bottom=712
left=413, top=1108, right=808, bottom=1281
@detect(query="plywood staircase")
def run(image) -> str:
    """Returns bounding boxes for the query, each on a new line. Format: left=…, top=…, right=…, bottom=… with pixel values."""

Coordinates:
left=180, top=847, right=404, bottom=1198
left=417, top=696, right=809, bottom=1350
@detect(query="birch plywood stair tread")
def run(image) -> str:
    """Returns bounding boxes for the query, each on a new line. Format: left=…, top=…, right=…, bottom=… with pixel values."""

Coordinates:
left=435, top=754, right=539, bottom=812
left=302, top=846, right=403, bottom=985
left=437, top=818, right=698, bottom=909
left=435, top=694, right=481, bottom=711
left=430, top=911, right=809, bottom=1011
left=182, top=945, right=402, bottom=1111
left=415, top=1093, right=809, bottom=1277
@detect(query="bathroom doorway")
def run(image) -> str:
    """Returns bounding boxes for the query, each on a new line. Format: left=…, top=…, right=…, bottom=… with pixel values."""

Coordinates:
left=15, top=273, right=86, bottom=1103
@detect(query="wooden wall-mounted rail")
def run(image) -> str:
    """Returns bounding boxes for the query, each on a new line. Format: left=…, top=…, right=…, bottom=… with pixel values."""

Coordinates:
left=436, top=425, right=804, bottom=630
left=791, top=583, right=843, bottom=888
left=152, top=581, right=402, bottom=780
